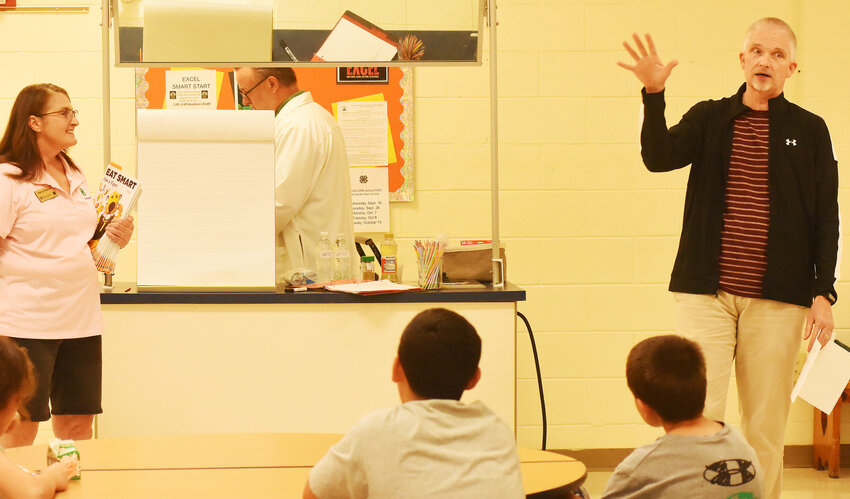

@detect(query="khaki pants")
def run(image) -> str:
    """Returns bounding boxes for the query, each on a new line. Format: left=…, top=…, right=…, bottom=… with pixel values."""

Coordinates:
left=674, top=291, right=807, bottom=499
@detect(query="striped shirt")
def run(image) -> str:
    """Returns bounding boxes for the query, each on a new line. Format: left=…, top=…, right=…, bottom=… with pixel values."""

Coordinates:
left=718, top=111, right=770, bottom=298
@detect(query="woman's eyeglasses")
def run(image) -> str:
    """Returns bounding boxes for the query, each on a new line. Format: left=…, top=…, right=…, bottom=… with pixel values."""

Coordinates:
left=37, top=109, right=79, bottom=120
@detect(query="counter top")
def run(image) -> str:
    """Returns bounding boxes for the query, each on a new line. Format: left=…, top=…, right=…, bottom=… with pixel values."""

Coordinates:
left=101, top=282, right=525, bottom=305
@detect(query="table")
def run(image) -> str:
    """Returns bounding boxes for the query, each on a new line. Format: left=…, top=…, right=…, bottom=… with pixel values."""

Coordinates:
left=98, top=284, right=525, bottom=438
left=6, top=433, right=586, bottom=498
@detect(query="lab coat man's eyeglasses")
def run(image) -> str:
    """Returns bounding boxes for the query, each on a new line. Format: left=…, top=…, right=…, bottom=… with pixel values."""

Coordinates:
left=239, top=77, right=269, bottom=99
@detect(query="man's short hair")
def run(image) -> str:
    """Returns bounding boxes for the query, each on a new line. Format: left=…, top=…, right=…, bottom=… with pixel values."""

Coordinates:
left=745, top=17, right=797, bottom=61
left=626, top=335, right=706, bottom=423
left=398, top=308, right=482, bottom=400
left=254, top=67, right=297, bottom=87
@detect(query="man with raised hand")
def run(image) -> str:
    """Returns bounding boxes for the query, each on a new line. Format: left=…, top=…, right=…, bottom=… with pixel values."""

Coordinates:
left=618, top=18, right=839, bottom=498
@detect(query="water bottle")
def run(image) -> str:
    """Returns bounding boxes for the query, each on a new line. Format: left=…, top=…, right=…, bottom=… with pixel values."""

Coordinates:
left=334, top=233, right=352, bottom=280
left=316, top=232, right=334, bottom=282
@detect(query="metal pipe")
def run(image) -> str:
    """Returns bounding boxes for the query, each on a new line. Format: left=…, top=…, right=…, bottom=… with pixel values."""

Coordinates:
left=487, top=0, right=503, bottom=287
left=102, top=0, right=111, bottom=164
left=100, top=0, right=113, bottom=296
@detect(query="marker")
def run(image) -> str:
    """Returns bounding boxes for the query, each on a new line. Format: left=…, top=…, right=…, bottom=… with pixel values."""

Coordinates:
left=279, top=39, right=298, bottom=62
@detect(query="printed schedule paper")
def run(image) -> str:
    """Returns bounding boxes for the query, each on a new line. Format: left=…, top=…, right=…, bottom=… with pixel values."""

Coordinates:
left=349, top=167, right=389, bottom=232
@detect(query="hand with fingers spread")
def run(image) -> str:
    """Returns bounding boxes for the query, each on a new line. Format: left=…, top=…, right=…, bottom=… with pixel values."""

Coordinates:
left=617, top=33, right=679, bottom=93
left=803, top=295, right=834, bottom=352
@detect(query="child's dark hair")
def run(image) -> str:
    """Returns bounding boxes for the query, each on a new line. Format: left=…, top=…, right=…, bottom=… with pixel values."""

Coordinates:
left=626, top=335, right=706, bottom=423
left=0, top=336, right=36, bottom=418
left=397, top=308, right=481, bottom=400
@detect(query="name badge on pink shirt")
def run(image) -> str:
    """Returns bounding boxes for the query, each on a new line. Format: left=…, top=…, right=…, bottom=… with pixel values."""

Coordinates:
left=34, top=187, right=59, bottom=203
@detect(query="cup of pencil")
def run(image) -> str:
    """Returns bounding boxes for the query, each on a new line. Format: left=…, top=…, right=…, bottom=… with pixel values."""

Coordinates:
left=414, top=239, right=445, bottom=290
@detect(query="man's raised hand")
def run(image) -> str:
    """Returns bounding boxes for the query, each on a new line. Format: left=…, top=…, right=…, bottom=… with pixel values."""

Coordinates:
left=617, top=33, right=678, bottom=93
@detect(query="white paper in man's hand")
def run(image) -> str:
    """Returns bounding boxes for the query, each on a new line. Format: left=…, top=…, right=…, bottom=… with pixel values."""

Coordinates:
left=791, top=339, right=850, bottom=414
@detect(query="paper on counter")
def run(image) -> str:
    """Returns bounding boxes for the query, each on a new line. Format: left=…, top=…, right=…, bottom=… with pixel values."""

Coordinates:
left=791, top=339, right=850, bottom=414
left=326, top=280, right=419, bottom=295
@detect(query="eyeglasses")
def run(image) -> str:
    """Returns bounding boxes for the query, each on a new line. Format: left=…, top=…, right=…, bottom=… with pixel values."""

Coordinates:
left=37, top=109, right=79, bottom=121
left=239, top=77, right=268, bottom=99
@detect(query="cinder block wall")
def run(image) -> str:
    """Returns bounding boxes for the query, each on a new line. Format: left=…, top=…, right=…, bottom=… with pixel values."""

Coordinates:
left=1, top=0, right=847, bottom=448
left=490, top=0, right=850, bottom=450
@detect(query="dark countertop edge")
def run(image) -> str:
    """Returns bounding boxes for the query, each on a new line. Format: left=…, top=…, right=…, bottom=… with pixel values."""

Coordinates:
left=101, top=282, right=525, bottom=305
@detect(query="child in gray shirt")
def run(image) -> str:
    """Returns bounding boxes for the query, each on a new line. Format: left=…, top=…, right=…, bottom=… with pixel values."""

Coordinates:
left=602, top=335, right=763, bottom=498
left=304, top=308, right=524, bottom=499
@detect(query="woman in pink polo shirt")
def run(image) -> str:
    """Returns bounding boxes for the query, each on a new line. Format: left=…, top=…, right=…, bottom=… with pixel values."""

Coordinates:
left=0, top=83, right=134, bottom=447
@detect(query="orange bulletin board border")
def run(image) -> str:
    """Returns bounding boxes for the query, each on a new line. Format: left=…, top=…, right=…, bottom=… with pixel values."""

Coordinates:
left=135, top=67, right=413, bottom=202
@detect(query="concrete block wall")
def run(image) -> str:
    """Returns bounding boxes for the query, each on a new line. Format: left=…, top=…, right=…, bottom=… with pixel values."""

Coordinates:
left=1, top=0, right=848, bottom=449
left=493, top=0, right=850, bottom=449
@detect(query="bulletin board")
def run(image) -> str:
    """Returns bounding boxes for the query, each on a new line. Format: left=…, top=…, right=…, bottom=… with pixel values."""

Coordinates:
left=294, top=67, right=413, bottom=202
left=135, top=66, right=413, bottom=201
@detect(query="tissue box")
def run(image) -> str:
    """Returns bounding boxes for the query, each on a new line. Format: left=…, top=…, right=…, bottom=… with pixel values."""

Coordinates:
left=442, top=242, right=506, bottom=283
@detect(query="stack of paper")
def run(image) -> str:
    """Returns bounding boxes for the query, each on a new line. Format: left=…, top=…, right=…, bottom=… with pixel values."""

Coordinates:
left=791, top=339, right=850, bottom=414
left=325, top=280, right=419, bottom=295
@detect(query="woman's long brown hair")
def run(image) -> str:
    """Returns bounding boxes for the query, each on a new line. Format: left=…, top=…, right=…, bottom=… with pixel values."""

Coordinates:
left=0, top=83, right=80, bottom=182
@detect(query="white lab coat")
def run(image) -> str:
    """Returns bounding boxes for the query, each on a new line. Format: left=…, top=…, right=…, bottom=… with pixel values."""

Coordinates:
left=274, top=91, right=355, bottom=277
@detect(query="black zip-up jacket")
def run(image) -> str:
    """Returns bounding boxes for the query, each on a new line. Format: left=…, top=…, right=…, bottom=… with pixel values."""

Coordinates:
left=641, top=84, right=839, bottom=307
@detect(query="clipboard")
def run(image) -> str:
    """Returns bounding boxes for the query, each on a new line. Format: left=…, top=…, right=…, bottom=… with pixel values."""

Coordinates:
left=312, top=10, right=398, bottom=62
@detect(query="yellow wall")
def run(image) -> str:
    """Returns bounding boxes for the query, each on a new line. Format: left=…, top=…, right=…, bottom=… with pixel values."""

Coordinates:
left=1, top=0, right=848, bottom=449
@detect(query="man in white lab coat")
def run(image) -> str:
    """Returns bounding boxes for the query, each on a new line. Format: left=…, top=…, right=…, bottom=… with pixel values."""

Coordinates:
left=234, top=68, right=355, bottom=279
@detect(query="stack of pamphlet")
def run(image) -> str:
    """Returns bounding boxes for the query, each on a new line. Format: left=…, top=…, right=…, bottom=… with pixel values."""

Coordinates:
left=88, top=162, right=142, bottom=273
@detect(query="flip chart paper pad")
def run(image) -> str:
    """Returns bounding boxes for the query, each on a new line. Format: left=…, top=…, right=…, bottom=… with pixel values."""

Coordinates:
left=142, top=1, right=272, bottom=63
left=136, top=109, right=275, bottom=289
left=791, top=339, right=850, bottom=414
